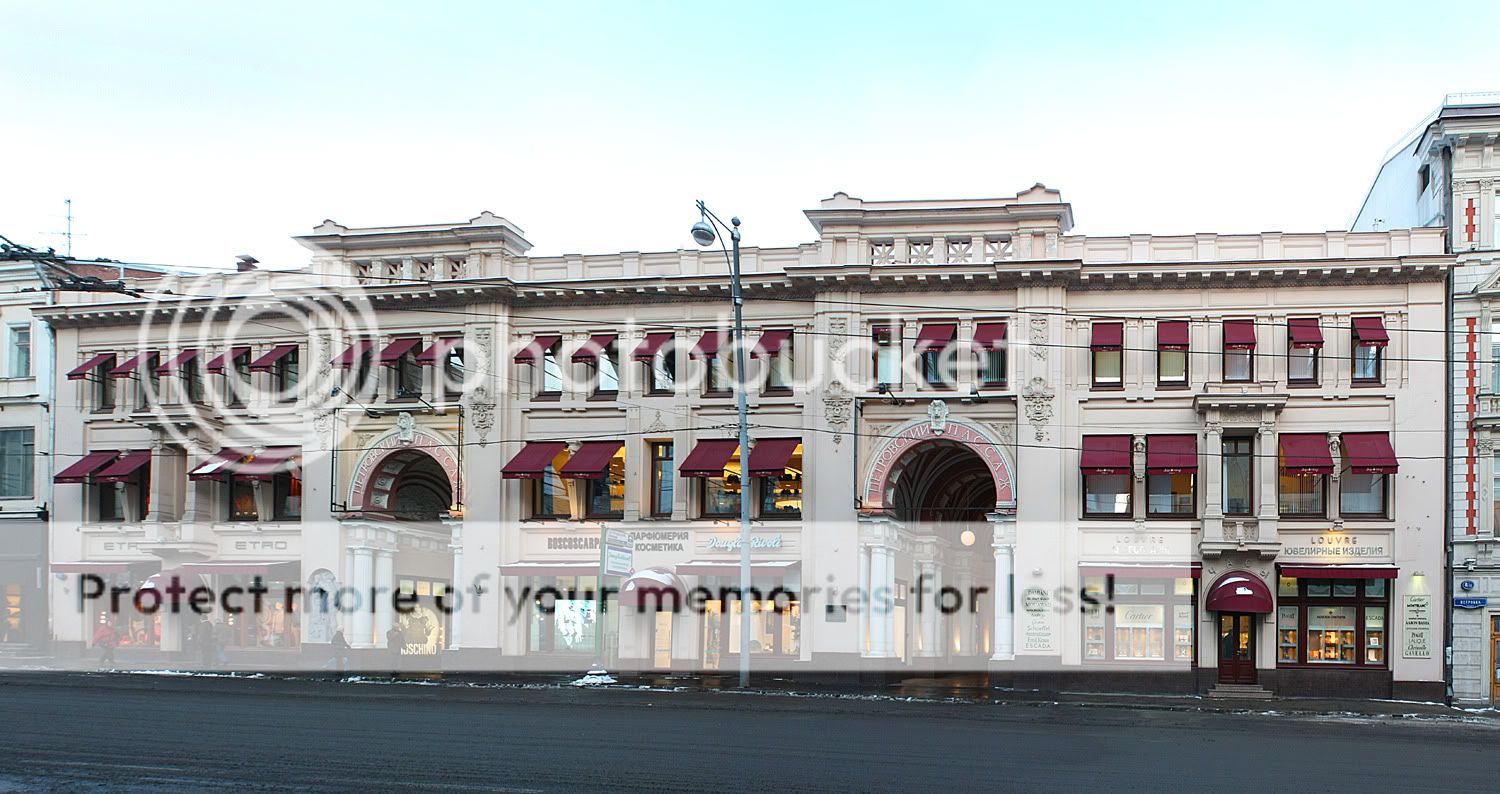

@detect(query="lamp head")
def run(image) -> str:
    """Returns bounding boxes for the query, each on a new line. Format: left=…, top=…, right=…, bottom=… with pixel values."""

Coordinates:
left=690, top=220, right=717, bottom=247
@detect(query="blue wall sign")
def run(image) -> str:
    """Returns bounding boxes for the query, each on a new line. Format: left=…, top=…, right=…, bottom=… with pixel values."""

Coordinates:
left=1453, top=597, right=1488, bottom=609
left=1460, top=580, right=1476, bottom=592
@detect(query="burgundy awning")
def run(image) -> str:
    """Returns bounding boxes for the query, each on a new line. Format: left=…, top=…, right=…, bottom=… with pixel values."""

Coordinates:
left=750, top=329, right=792, bottom=358
left=180, top=561, right=302, bottom=577
left=558, top=440, right=623, bottom=479
left=499, top=561, right=600, bottom=577
left=747, top=438, right=800, bottom=477
left=632, top=332, right=674, bottom=362
left=54, top=450, right=120, bottom=484
left=188, top=448, right=249, bottom=481
left=571, top=334, right=618, bottom=364
left=205, top=346, right=251, bottom=374
left=972, top=322, right=1008, bottom=352
left=912, top=323, right=957, bottom=353
left=679, top=439, right=739, bottom=477
left=1341, top=432, right=1398, bottom=474
left=1080, top=435, right=1132, bottom=475
left=500, top=441, right=567, bottom=479
left=234, top=447, right=300, bottom=480
left=677, top=560, right=799, bottom=577
left=94, top=450, right=151, bottom=484
left=1146, top=435, right=1197, bottom=473
left=330, top=340, right=374, bottom=369
left=66, top=352, right=116, bottom=380
left=619, top=568, right=687, bottom=609
left=1280, top=433, right=1333, bottom=475
left=155, top=349, right=199, bottom=375
left=1223, top=320, right=1257, bottom=350
left=1156, top=321, right=1189, bottom=351
left=1352, top=316, right=1389, bottom=347
left=1287, top=317, right=1324, bottom=349
left=1203, top=571, right=1273, bottom=613
left=376, top=338, right=422, bottom=367
left=690, top=331, right=728, bottom=359
left=1279, top=564, right=1399, bottom=580
left=248, top=344, right=297, bottom=372
left=1090, top=323, right=1123, bottom=350
left=513, top=335, right=561, bottom=364
left=107, top=352, right=157, bottom=378
left=415, top=336, right=462, bottom=365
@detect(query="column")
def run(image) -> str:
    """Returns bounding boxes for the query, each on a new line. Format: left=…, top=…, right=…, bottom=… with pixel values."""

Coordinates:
left=955, top=563, right=974, bottom=657
left=374, top=548, right=395, bottom=648
left=918, top=559, right=938, bottom=657
left=991, top=543, right=1015, bottom=661
left=448, top=519, right=464, bottom=649
left=858, top=544, right=871, bottom=656
left=869, top=544, right=893, bottom=658
left=1257, top=423, right=1278, bottom=523
left=1326, top=433, right=1343, bottom=523
left=884, top=545, right=897, bottom=658
left=351, top=547, right=374, bottom=648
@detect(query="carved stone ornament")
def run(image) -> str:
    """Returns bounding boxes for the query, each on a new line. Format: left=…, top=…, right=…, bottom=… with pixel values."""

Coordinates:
left=1220, top=407, right=1260, bottom=424
left=928, top=400, right=949, bottom=434
left=1477, top=436, right=1496, bottom=456
left=1029, top=317, right=1048, bottom=360
left=468, top=383, right=497, bottom=446
left=313, top=409, right=335, bottom=447
left=827, top=316, right=849, bottom=363
left=824, top=380, right=854, bottom=445
left=396, top=412, right=416, bottom=445
left=1020, top=377, right=1054, bottom=441
left=644, top=410, right=668, bottom=434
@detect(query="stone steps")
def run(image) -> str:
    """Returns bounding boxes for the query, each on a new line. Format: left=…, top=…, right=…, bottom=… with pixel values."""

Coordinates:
left=1206, top=683, right=1275, bottom=700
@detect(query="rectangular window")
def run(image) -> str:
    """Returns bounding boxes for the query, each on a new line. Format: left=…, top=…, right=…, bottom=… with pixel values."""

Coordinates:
left=0, top=428, right=34, bottom=498
left=980, top=349, right=1006, bottom=387
left=759, top=443, right=803, bottom=519
left=184, top=359, right=205, bottom=404
left=650, top=348, right=676, bottom=394
left=1223, top=349, right=1252, bottom=382
left=96, top=483, right=124, bottom=522
left=276, top=349, right=300, bottom=399
left=540, top=341, right=563, bottom=395
left=920, top=349, right=955, bottom=388
left=873, top=326, right=901, bottom=388
left=1091, top=323, right=1123, bottom=388
left=135, top=363, right=160, bottom=412
left=8, top=326, right=30, bottom=378
left=1083, top=473, right=1131, bottom=517
left=1492, top=321, right=1500, bottom=393
left=395, top=350, right=422, bottom=399
left=595, top=341, right=620, bottom=395
left=530, top=450, right=571, bottom=518
left=229, top=479, right=258, bottom=521
left=229, top=349, right=254, bottom=405
left=1352, top=344, right=1381, bottom=383
left=93, top=360, right=115, bottom=411
left=1288, top=345, right=1318, bottom=384
left=1278, top=470, right=1325, bottom=516
left=1156, top=321, right=1187, bottom=387
left=1339, top=470, right=1387, bottom=517
left=649, top=442, right=674, bottom=518
left=1306, top=606, right=1357, bottom=664
left=765, top=335, right=793, bottom=393
left=700, top=455, right=742, bottom=518
left=442, top=345, right=465, bottom=400
left=273, top=471, right=302, bottom=520
left=1222, top=437, right=1253, bottom=516
left=585, top=448, right=625, bottom=518
left=1276, top=578, right=1388, bottom=668
left=1146, top=472, right=1194, bottom=517
left=706, top=345, right=737, bottom=394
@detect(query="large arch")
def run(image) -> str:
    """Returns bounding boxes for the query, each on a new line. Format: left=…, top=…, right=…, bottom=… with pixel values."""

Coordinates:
left=862, top=418, right=1016, bottom=513
left=348, top=429, right=462, bottom=514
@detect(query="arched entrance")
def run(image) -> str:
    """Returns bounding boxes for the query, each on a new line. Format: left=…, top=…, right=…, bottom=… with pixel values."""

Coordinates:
left=888, top=441, right=998, bottom=523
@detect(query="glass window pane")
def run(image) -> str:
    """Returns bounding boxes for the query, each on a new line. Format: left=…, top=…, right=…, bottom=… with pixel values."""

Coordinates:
left=1288, top=347, right=1317, bottom=381
left=1278, top=472, right=1324, bottom=515
left=1339, top=472, right=1385, bottom=515
left=1224, top=350, right=1251, bottom=381
left=1353, top=346, right=1379, bottom=380
left=1084, top=473, right=1130, bottom=515
left=651, top=443, right=674, bottom=516
left=1306, top=606, right=1356, bottom=664
left=1277, top=606, right=1299, bottom=663
left=1093, top=350, right=1121, bottom=384
left=1222, top=437, right=1253, bottom=514
left=1364, top=578, right=1386, bottom=598
left=1364, top=607, right=1385, bottom=665
left=1158, top=350, right=1186, bottom=383
left=980, top=350, right=1006, bottom=384
left=759, top=444, right=802, bottom=517
left=1147, top=473, right=1194, bottom=515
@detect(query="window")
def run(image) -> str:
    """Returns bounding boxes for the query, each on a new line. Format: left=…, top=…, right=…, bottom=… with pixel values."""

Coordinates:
left=594, top=340, right=620, bottom=395
left=273, top=471, right=302, bottom=520
left=92, top=359, right=115, bottom=412
left=920, top=348, right=956, bottom=387
left=1492, top=321, right=1500, bottom=394
left=1147, top=472, right=1194, bottom=517
left=1156, top=321, right=1188, bottom=387
left=1091, top=323, right=1123, bottom=388
left=276, top=349, right=299, bottom=398
left=0, top=428, right=34, bottom=498
left=1353, top=341, right=1382, bottom=383
left=395, top=348, right=422, bottom=399
left=527, top=575, right=599, bottom=654
left=229, top=349, right=254, bottom=405
left=1493, top=450, right=1500, bottom=534
left=650, top=347, right=675, bottom=394
left=229, top=479, right=258, bottom=521
left=530, top=450, right=572, bottom=519
left=96, top=482, right=125, bottom=522
left=758, top=443, right=802, bottom=519
left=764, top=334, right=793, bottom=393
left=184, top=358, right=205, bottom=404
left=1083, top=473, right=1131, bottom=517
left=1275, top=577, right=1389, bottom=667
left=1222, top=320, right=1255, bottom=383
left=442, top=345, right=465, bottom=399
left=1340, top=463, right=1388, bottom=518
left=706, top=345, right=735, bottom=394
left=7, top=325, right=30, bottom=378
left=649, top=442, right=674, bottom=517
left=972, top=322, right=1007, bottom=387
left=1287, top=317, right=1321, bottom=385
left=1221, top=436, right=1253, bottom=516
left=1081, top=577, right=1195, bottom=663
left=1279, top=468, right=1326, bottom=517
left=700, top=455, right=742, bottom=518
left=585, top=446, right=625, bottom=519
left=873, top=326, right=901, bottom=388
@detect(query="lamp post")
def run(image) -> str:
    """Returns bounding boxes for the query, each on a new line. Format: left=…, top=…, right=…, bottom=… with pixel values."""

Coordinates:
left=691, top=200, right=752, bottom=689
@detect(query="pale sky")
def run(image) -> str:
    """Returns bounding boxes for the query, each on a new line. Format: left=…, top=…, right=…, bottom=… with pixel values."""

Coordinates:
left=4, top=1, right=1498, bottom=270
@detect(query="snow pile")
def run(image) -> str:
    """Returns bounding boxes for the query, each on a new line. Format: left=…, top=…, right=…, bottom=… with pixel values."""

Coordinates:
left=571, top=672, right=616, bottom=687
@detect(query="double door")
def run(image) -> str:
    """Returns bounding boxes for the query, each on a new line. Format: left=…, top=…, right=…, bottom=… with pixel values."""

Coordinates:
left=1217, top=612, right=1256, bottom=684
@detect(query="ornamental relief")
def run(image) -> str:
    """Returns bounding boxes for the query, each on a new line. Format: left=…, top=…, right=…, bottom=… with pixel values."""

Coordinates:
left=1020, top=377, right=1054, bottom=441
left=1029, top=317, right=1048, bottom=360
left=823, top=380, right=853, bottom=445
left=467, top=383, right=497, bottom=445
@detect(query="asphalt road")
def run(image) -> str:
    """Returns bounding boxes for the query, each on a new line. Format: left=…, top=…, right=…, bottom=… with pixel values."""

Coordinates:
left=0, top=673, right=1494, bottom=793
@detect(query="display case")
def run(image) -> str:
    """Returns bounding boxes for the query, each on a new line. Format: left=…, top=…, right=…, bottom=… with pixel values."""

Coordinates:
left=1277, top=607, right=1299, bottom=663
left=1084, top=608, right=1105, bottom=660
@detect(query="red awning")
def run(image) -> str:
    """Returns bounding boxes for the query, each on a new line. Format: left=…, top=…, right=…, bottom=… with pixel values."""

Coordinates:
left=912, top=323, right=957, bottom=353
left=513, top=335, right=561, bottom=364
left=415, top=336, right=462, bottom=365
left=558, top=440, right=623, bottom=479
left=1341, top=432, right=1398, bottom=474
left=747, top=438, right=800, bottom=477
left=234, top=447, right=300, bottom=480
left=750, top=329, right=792, bottom=358
left=180, top=561, right=302, bottom=576
left=1090, top=323, right=1123, bottom=350
left=1080, top=435, right=1132, bottom=475
left=1279, top=564, right=1399, bottom=580
left=690, top=331, right=728, bottom=359
left=155, top=349, right=199, bottom=375
left=500, top=441, right=567, bottom=479
left=248, top=344, right=297, bottom=372
left=94, top=450, right=151, bottom=484
left=1352, top=316, right=1389, bottom=347
left=107, top=352, right=157, bottom=378
left=66, top=352, right=116, bottom=380
left=571, top=334, right=618, bottom=364
left=376, top=337, right=422, bottom=366
left=619, top=568, right=687, bottom=609
left=632, top=332, right=674, bottom=362
left=1203, top=571, right=1273, bottom=613
left=972, top=322, right=1008, bottom=352
left=205, top=346, right=251, bottom=374
left=1146, top=435, right=1197, bottom=473
left=54, top=450, right=120, bottom=484
left=1280, top=433, right=1333, bottom=475
left=330, top=340, right=374, bottom=368
left=1156, top=321, right=1189, bottom=351
left=188, top=448, right=250, bottom=481
left=676, top=560, right=799, bottom=577
left=499, top=561, right=600, bottom=577
left=679, top=439, right=739, bottom=477
left=1287, top=317, right=1324, bottom=349
left=1223, top=320, right=1257, bottom=350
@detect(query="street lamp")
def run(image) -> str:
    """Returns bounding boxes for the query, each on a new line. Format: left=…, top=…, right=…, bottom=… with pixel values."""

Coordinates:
left=690, top=200, right=752, bottom=689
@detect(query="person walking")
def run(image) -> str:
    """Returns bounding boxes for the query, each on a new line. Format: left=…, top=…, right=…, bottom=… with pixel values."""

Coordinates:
left=196, top=615, right=216, bottom=670
left=386, top=625, right=403, bottom=677
left=214, top=619, right=231, bottom=668
left=92, top=622, right=117, bottom=669
left=329, top=628, right=351, bottom=673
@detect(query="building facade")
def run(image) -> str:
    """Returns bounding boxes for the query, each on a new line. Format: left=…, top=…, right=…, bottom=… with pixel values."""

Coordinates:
left=38, top=187, right=1450, bottom=698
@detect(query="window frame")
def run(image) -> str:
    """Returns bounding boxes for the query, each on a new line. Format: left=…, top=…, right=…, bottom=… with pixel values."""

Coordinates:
left=648, top=441, right=674, bottom=518
left=1081, top=472, right=1133, bottom=519
left=1091, top=322, right=1124, bottom=390
left=1337, top=466, right=1389, bottom=519
left=1274, top=577, right=1390, bottom=669
left=1155, top=322, right=1188, bottom=389
left=1221, top=333, right=1254, bottom=383
left=393, top=348, right=423, bottom=400
left=1278, top=470, right=1327, bottom=518
left=91, top=359, right=116, bottom=413
left=0, top=427, right=35, bottom=499
left=537, top=340, right=564, bottom=398
left=591, top=340, right=620, bottom=398
left=1145, top=472, right=1196, bottom=519
left=272, top=470, right=302, bottom=521
left=979, top=347, right=1007, bottom=388
left=442, top=344, right=466, bottom=401
left=275, top=348, right=300, bottom=401
left=872, top=325, right=901, bottom=389
left=1221, top=435, right=1254, bottom=517
left=1351, top=339, right=1383, bottom=385
left=529, top=464, right=571, bottom=519
left=227, top=478, right=259, bottom=522
left=7, top=324, right=31, bottom=378
left=762, top=332, right=794, bottom=395
left=583, top=450, right=625, bottom=520
left=919, top=347, right=957, bottom=389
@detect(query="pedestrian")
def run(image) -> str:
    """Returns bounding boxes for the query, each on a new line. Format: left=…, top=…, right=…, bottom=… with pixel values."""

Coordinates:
left=386, top=625, right=403, bottom=676
left=330, top=628, right=351, bottom=673
left=214, top=619, right=231, bottom=668
left=197, top=615, right=216, bottom=670
left=92, top=622, right=117, bottom=669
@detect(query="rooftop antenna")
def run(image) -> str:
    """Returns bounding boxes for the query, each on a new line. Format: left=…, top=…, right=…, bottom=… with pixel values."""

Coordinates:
left=42, top=198, right=85, bottom=258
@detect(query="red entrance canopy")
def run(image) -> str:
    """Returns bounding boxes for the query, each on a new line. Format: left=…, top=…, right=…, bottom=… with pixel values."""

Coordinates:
left=248, top=344, right=298, bottom=372
left=108, top=352, right=158, bottom=378
left=571, top=334, right=618, bottom=364
left=54, top=450, right=120, bottom=484
left=558, top=440, right=623, bottom=479
left=1090, top=323, right=1123, bottom=351
left=1146, top=435, right=1197, bottom=473
left=1352, top=316, right=1389, bottom=347
left=1279, top=565, right=1398, bottom=580
left=1080, top=435, right=1132, bottom=475
left=500, top=441, right=566, bottom=479
left=376, top=338, right=422, bottom=366
left=631, top=332, right=674, bottom=362
left=1280, top=433, right=1333, bottom=475
left=1204, top=571, right=1273, bottom=613
left=94, top=450, right=151, bottom=484
left=66, top=352, right=116, bottom=380
left=679, top=439, right=739, bottom=477
left=205, top=346, right=252, bottom=374
left=1223, top=320, right=1257, bottom=350
left=1341, top=432, right=1398, bottom=474
left=234, top=447, right=300, bottom=480
left=912, top=323, right=957, bottom=353
left=1156, top=320, right=1189, bottom=351
left=690, top=331, right=728, bottom=359
left=155, top=349, right=199, bottom=375
left=415, top=336, right=462, bottom=365
left=972, top=322, right=1008, bottom=352
left=619, top=567, right=686, bottom=609
left=1287, top=317, right=1324, bottom=349
left=747, top=438, right=800, bottom=477
left=750, top=329, right=792, bottom=358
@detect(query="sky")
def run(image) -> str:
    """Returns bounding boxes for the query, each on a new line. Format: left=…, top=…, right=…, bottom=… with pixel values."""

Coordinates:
left=3, top=1, right=1499, bottom=270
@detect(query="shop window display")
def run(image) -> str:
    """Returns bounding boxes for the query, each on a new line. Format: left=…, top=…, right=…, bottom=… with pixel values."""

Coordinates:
left=1274, top=577, right=1389, bottom=667
left=1080, top=576, right=1195, bottom=664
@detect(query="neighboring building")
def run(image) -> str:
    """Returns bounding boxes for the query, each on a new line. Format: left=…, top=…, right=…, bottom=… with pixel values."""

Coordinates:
left=1354, top=92, right=1500, bottom=705
left=36, top=189, right=1451, bottom=698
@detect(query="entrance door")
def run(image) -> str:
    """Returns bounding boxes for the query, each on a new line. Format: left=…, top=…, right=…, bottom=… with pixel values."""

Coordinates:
left=1217, top=613, right=1256, bottom=684
left=1491, top=616, right=1500, bottom=706
left=653, top=611, right=673, bottom=670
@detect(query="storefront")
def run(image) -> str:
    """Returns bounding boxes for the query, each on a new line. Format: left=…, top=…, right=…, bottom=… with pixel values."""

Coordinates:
left=0, top=517, right=47, bottom=647
left=1079, top=568, right=1197, bottom=667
